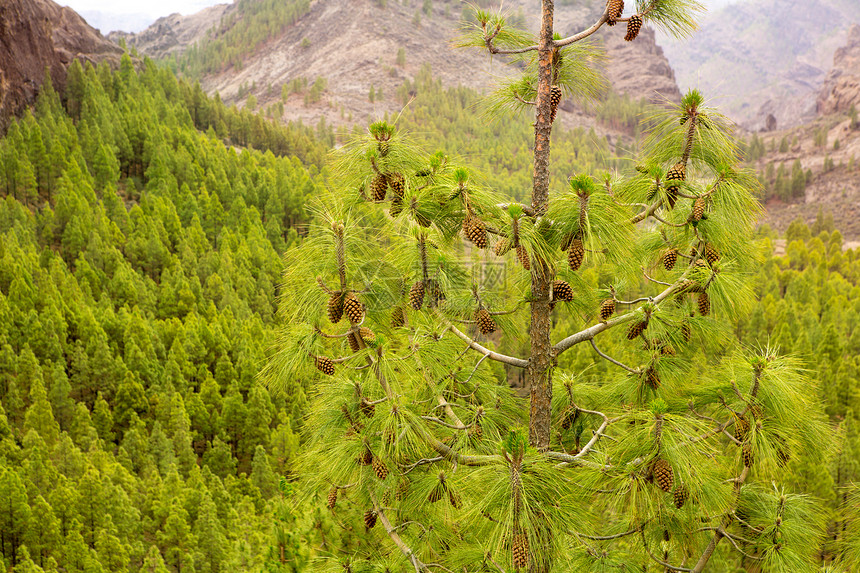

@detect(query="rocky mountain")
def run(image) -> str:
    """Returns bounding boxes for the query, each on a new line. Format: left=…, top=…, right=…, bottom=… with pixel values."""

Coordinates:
left=113, top=0, right=680, bottom=132
left=660, top=0, right=860, bottom=131
left=0, top=0, right=124, bottom=130
left=817, top=24, right=860, bottom=116
left=107, top=4, right=230, bottom=60
left=754, top=27, right=860, bottom=241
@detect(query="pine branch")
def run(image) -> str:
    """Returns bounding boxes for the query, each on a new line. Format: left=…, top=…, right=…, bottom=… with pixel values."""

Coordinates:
left=545, top=409, right=618, bottom=463
left=401, top=456, right=445, bottom=474
left=590, top=338, right=640, bottom=374
left=554, top=6, right=610, bottom=47
left=691, top=466, right=750, bottom=572
left=446, top=322, right=530, bottom=368
left=641, top=529, right=693, bottom=572
left=574, top=527, right=641, bottom=541
left=553, top=277, right=684, bottom=355
left=420, top=416, right=471, bottom=430
left=629, top=197, right=665, bottom=224
left=370, top=490, right=429, bottom=573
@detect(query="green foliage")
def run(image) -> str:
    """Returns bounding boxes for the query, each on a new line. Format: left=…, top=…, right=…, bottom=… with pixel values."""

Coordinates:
left=166, top=0, right=311, bottom=76
left=265, top=74, right=837, bottom=570
left=0, top=58, right=325, bottom=571
left=392, top=65, right=626, bottom=202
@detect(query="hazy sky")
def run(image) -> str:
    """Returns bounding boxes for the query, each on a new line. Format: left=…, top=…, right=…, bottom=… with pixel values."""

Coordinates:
left=60, top=0, right=226, bottom=17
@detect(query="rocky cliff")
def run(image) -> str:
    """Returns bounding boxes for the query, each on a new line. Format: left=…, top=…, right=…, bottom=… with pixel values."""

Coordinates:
left=107, top=4, right=230, bottom=61
left=0, top=0, right=124, bottom=130
left=660, top=0, right=860, bottom=130
left=817, top=24, right=860, bottom=116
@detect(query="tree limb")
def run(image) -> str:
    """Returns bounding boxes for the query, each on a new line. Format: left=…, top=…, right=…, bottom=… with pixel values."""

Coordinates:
left=590, top=338, right=640, bottom=374
left=574, top=527, right=641, bottom=541
left=446, top=323, right=530, bottom=368
left=691, top=467, right=750, bottom=573
left=554, top=9, right=610, bottom=47
left=370, top=491, right=428, bottom=572
left=642, top=529, right=693, bottom=572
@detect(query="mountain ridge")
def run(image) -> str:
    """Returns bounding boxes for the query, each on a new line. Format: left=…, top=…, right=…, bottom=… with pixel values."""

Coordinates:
left=111, top=0, right=681, bottom=136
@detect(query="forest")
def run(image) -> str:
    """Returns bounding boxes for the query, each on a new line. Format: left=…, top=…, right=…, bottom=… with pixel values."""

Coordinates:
left=0, top=41, right=858, bottom=573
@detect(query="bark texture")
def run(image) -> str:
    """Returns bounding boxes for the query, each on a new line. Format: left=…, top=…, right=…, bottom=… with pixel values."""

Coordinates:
left=527, top=0, right=556, bottom=449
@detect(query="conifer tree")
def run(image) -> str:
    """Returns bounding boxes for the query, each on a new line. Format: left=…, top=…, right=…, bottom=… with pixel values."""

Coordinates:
left=263, top=1, right=833, bottom=572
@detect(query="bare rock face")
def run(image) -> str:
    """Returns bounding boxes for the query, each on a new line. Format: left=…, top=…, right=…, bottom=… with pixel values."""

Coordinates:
left=817, top=24, right=860, bottom=116
left=108, top=4, right=230, bottom=61
left=0, top=0, right=123, bottom=130
left=602, top=26, right=681, bottom=104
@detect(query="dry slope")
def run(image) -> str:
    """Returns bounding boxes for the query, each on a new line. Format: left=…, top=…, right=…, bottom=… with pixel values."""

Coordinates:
left=114, top=0, right=681, bottom=132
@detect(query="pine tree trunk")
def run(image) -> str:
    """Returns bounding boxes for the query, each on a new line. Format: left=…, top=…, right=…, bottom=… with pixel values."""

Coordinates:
left=527, top=0, right=555, bottom=449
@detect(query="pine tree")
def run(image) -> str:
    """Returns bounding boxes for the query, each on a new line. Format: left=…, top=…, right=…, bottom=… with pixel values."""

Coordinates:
left=0, top=468, right=32, bottom=568
left=262, top=3, right=833, bottom=572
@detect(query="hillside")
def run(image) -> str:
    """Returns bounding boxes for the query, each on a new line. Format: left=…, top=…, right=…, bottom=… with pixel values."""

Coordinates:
left=113, top=0, right=681, bottom=135
left=752, top=25, right=860, bottom=241
left=0, top=0, right=123, bottom=131
left=660, top=0, right=860, bottom=131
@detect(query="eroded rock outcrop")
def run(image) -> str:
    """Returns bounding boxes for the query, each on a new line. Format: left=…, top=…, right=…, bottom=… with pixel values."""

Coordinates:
left=817, top=24, right=860, bottom=116
left=0, top=0, right=123, bottom=130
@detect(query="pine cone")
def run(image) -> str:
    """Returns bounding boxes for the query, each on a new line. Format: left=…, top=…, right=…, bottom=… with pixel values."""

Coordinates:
left=315, top=356, right=335, bottom=376
left=625, top=13, right=643, bottom=41
left=409, top=281, right=425, bottom=310
left=663, top=248, right=678, bottom=271
left=464, top=216, right=488, bottom=249
left=704, top=243, right=720, bottom=265
left=347, top=331, right=361, bottom=353
left=327, top=487, right=338, bottom=509
left=360, top=398, right=375, bottom=418
left=550, top=85, right=562, bottom=123
left=343, top=293, right=365, bottom=324
left=673, top=485, right=688, bottom=509
left=742, top=442, right=754, bottom=467
left=652, top=459, right=674, bottom=492
left=692, top=196, right=705, bottom=221
left=666, top=162, right=686, bottom=190
left=734, top=415, right=750, bottom=442
left=358, top=447, right=373, bottom=466
left=680, top=320, right=692, bottom=342
left=475, top=308, right=497, bottom=335
left=388, top=172, right=405, bottom=200
left=644, top=365, right=660, bottom=390
left=516, top=244, right=531, bottom=270
left=697, top=291, right=711, bottom=316
left=370, top=173, right=389, bottom=202
left=568, top=238, right=584, bottom=271
left=372, top=456, right=389, bottom=480
left=391, top=306, right=405, bottom=328
left=627, top=319, right=648, bottom=340
left=327, top=292, right=344, bottom=323
left=607, top=0, right=624, bottom=25
left=600, top=299, right=616, bottom=321
left=512, top=533, right=530, bottom=570
left=363, top=509, right=378, bottom=529
left=359, top=326, right=377, bottom=346
left=560, top=406, right=578, bottom=430
left=494, top=238, right=511, bottom=257
left=552, top=279, right=574, bottom=302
